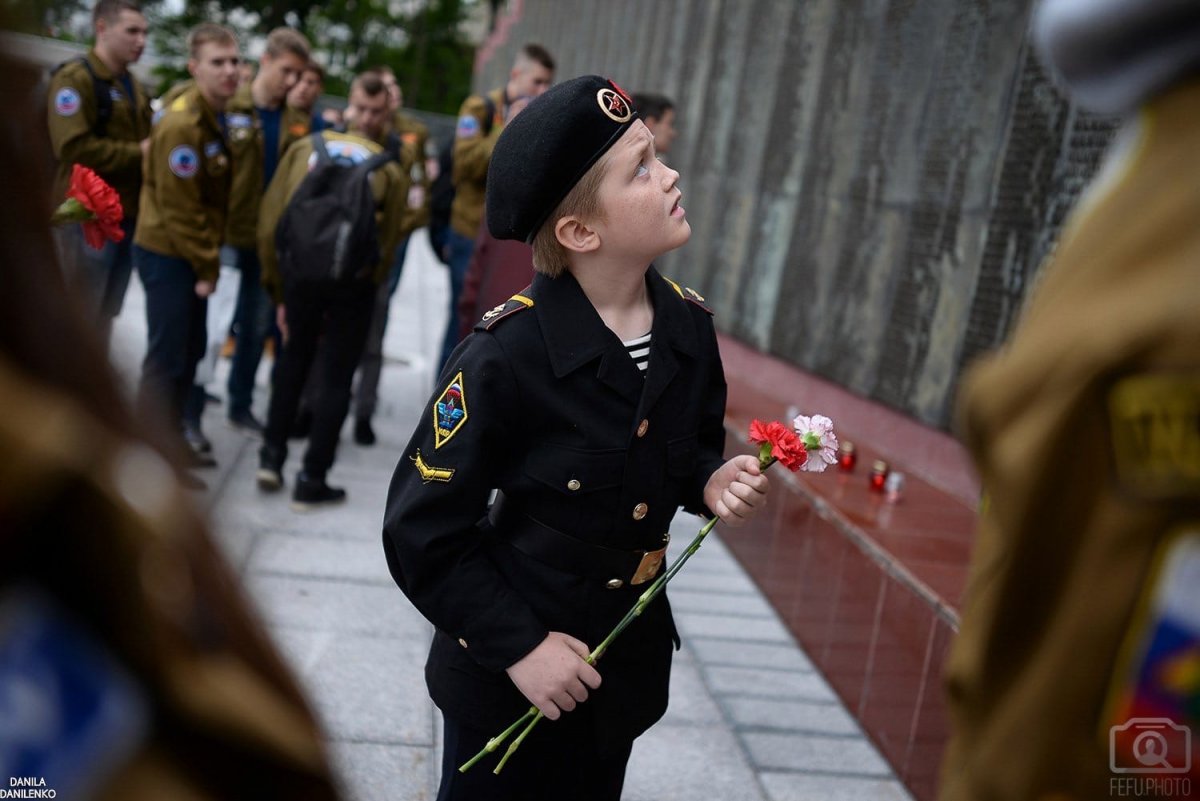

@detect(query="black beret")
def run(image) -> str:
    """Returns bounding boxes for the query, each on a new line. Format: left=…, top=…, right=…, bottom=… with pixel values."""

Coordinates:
left=486, top=75, right=639, bottom=243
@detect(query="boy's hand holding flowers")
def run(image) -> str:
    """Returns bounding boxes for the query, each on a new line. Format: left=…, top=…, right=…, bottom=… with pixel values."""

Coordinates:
left=505, top=631, right=602, bottom=721
left=703, top=454, right=771, bottom=526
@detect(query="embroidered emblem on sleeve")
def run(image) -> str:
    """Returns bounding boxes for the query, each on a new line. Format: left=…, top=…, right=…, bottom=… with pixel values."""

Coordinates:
left=1109, top=374, right=1200, bottom=498
left=168, top=145, right=199, bottom=179
left=411, top=449, right=455, bottom=483
left=54, top=87, right=81, bottom=116
left=456, top=114, right=480, bottom=139
left=433, top=372, right=468, bottom=449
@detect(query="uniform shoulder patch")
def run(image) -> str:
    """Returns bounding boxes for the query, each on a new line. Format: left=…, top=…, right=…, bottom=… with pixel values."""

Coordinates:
left=168, top=145, right=199, bottom=179
left=664, top=277, right=713, bottom=315
left=433, top=372, right=468, bottom=449
left=54, top=87, right=81, bottom=116
left=1109, top=373, right=1200, bottom=498
left=475, top=292, right=534, bottom=332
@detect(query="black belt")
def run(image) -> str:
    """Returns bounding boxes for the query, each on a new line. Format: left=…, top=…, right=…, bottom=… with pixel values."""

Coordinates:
left=488, top=496, right=668, bottom=587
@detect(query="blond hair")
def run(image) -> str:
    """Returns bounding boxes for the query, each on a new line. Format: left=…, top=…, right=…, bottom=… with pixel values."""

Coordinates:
left=186, top=23, right=237, bottom=60
left=264, top=27, right=310, bottom=61
left=530, top=155, right=609, bottom=277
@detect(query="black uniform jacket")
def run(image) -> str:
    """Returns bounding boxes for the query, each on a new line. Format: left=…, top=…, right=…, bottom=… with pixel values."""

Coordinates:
left=383, top=266, right=727, bottom=746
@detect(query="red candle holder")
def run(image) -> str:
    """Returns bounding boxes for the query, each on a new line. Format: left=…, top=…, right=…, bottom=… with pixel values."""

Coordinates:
left=869, top=459, right=889, bottom=492
left=837, top=441, right=857, bottom=472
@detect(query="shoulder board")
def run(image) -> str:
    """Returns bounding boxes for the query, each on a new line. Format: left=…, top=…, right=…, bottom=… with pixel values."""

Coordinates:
left=663, top=277, right=713, bottom=315
left=169, top=96, right=189, bottom=113
left=475, top=292, right=534, bottom=332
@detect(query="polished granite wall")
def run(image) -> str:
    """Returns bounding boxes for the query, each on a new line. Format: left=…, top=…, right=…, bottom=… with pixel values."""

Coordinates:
left=717, top=335, right=976, bottom=801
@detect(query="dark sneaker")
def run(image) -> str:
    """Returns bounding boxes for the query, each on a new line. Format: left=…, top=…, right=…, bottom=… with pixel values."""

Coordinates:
left=183, top=422, right=212, bottom=454
left=291, top=472, right=347, bottom=511
left=257, top=445, right=285, bottom=492
left=228, top=409, right=265, bottom=437
left=353, top=418, right=376, bottom=446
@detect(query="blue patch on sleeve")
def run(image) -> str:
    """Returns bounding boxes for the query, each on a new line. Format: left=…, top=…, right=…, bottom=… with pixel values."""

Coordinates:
left=455, top=114, right=480, bottom=139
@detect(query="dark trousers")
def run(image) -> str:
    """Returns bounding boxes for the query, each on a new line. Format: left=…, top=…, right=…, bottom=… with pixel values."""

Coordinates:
left=227, top=246, right=274, bottom=417
left=57, top=217, right=137, bottom=345
left=263, top=280, right=375, bottom=479
left=436, top=711, right=633, bottom=801
left=354, top=236, right=410, bottom=422
left=135, top=245, right=207, bottom=426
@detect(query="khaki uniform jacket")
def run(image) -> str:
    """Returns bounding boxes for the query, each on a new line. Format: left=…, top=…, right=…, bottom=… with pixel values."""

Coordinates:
left=256, top=130, right=411, bottom=304
left=46, top=50, right=152, bottom=218
left=449, top=88, right=505, bottom=239
left=940, top=79, right=1200, bottom=801
left=0, top=354, right=339, bottom=800
left=133, top=86, right=231, bottom=283
left=393, top=110, right=431, bottom=235
left=224, top=84, right=312, bottom=250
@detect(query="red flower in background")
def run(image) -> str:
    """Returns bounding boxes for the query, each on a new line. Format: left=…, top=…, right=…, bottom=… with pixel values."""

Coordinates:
left=51, top=164, right=124, bottom=249
left=748, top=419, right=808, bottom=471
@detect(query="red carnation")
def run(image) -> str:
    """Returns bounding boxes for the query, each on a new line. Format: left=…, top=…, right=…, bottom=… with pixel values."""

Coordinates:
left=52, top=164, right=125, bottom=249
left=748, top=418, right=808, bottom=472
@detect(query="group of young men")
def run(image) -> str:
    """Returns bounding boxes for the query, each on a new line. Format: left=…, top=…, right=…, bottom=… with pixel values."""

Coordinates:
left=47, top=0, right=427, bottom=505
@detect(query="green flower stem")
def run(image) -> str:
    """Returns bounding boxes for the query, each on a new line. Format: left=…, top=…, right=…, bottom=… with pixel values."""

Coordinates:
left=457, top=707, right=538, bottom=773
left=460, top=452, right=778, bottom=774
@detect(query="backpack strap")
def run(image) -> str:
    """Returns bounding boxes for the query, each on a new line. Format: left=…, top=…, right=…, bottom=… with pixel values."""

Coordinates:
left=54, top=56, right=113, bottom=138
left=310, top=131, right=332, bottom=164
left=362, top=148, right=397, bottom=173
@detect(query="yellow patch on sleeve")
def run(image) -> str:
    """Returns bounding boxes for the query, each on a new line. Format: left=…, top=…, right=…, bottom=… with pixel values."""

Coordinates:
left=411, top=449, right=455, bottom=483
left=1109, top=374, right=1200, bottom=498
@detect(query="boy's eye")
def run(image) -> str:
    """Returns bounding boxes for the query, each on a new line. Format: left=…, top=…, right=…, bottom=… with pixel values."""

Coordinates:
left=635, top=163, right=649, bottom=178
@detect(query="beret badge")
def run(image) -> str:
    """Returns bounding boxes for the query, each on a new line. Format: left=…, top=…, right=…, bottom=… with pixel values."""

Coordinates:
left=597, top=87, right=633, bottom=123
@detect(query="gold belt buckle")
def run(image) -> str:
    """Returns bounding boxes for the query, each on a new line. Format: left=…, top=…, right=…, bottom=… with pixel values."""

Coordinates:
left=631, top=545, right=667, bottom=585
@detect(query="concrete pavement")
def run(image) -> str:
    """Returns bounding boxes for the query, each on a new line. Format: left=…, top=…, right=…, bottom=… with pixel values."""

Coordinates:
left=110, top=229, right=914, bottom=801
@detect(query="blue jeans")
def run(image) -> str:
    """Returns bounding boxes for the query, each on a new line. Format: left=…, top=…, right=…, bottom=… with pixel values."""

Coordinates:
left=134, top=245, right=207, bottom=426
left=226, top=246, right=273, bottom=417
left=437, top=229, right=476, bottom=372
left=60, top=217, right=136, bottom=343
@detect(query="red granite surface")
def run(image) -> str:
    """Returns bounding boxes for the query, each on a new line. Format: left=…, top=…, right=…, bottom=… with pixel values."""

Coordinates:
left=715, top=335, right=977, bottom=801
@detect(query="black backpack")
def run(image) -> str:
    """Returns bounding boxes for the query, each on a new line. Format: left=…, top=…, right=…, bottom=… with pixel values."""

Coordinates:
left=427, top=94, right=496, bottom=264
left=275, top=133, right=396, bottom=285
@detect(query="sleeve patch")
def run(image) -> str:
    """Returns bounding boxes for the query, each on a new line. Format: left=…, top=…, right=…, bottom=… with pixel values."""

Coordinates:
left=433, top=371, right=468, bottom=448
left=168, top=145, right=199, bottom=178
left=411, top=449, right=456, bottom=483
left=54, top=87, right=81, bottom=116
left=456, top=114, right=480, bottom=139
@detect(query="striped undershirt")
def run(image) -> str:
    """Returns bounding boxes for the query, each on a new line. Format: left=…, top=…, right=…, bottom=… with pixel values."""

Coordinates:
left=623, top=332, right=651, bottom=373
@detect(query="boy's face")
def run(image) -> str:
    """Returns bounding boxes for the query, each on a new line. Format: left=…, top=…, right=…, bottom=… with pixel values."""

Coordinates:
left=346, top=86, right=389, bottom=142
left=645, top=108, right=677, bottom=154
left=257, top=49, right=305, bottom=106
left=96, top=9, right=147, bottom=68
left=289, top=69, right=322, bottom=110
left=189, top=41, right=241, bottom=106
left=590, top=120, right=689, bottom=261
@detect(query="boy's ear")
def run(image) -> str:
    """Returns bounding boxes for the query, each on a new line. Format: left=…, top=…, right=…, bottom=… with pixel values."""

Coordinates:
left=555, top=216, right=600, bottom=255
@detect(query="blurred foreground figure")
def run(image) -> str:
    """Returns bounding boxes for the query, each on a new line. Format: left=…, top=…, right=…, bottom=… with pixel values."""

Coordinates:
left=941, top=2, right=1200, bottom=800
left=0, top=52, right=340, bottom=801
